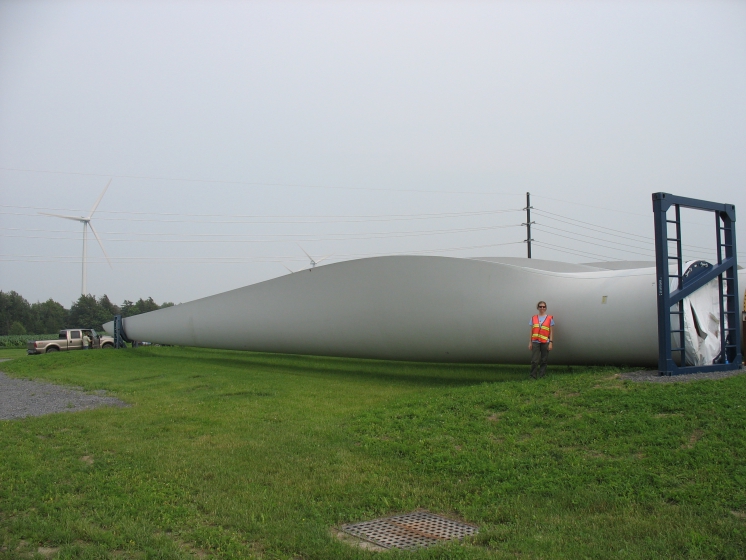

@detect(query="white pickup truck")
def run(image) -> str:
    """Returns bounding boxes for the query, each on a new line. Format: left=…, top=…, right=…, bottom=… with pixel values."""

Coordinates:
left=27, top=329, right=115, bottom=354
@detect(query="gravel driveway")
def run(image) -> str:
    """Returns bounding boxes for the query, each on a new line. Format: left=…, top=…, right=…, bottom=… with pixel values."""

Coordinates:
left=0, top=367, right=128, bottom=421
left=620, top=366, right=745, bottom=383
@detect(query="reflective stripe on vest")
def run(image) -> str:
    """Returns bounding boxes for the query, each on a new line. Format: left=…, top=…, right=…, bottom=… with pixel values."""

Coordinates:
left=531, top=315, right=553, bottom=343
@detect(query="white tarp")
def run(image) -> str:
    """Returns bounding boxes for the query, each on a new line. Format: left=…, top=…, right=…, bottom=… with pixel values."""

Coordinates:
left=672, top=261, right=724, bottom=366
left=682, top=277, right=721, bottom=366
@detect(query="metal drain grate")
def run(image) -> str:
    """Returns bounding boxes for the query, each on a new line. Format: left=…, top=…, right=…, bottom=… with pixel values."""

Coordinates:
left=340, top=511, right=478, bottom=550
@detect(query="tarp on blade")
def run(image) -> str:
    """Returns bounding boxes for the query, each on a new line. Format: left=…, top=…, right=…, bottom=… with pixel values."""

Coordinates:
left=672, top=262, right=722, bottom=366
left=683, top=277, right=721, bottom=366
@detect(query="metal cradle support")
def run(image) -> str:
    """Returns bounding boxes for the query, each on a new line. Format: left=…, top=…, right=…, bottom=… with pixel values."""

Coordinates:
left=652, top=193, right=742, bottom=375
left=112, top=314, right=131, bottom=349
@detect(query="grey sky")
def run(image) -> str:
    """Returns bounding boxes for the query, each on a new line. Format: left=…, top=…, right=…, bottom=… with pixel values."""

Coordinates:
left=1, top=0, right=744, bottom=307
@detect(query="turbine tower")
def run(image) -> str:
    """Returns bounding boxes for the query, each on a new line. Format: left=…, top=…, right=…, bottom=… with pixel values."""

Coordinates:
left=40, top=179, right=113, bottom=295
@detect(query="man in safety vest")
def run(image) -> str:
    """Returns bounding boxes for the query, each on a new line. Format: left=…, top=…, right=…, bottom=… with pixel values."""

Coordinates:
left=528, top=301, right=554, bottom=379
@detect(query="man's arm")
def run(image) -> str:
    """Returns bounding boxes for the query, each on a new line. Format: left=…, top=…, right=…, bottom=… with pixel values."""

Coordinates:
left=548, top=326, right=553, bottom=350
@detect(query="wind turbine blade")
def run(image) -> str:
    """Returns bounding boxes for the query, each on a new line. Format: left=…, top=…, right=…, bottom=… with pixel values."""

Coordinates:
left=39, top=212, right=85, bottom=222
left=88, top=178, right=112, bottom=218
left=88, top=221, right=113, bottom=269
left=315, top=254, right=334, bottom=265
left=297, top=244, right=313, bottom=261
left=282, top=264, right=295, bottom=274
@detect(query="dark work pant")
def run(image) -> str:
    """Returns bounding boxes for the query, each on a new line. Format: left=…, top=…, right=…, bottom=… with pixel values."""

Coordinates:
left=530, top=342, right=549, bottom=378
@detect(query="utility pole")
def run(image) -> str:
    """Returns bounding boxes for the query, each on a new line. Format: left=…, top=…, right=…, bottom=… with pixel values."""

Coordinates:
left=523, top=192, right=534, bottom=258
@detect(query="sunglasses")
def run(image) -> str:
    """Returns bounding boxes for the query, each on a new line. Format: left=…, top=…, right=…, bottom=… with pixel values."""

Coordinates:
left=538, top=305, right=546, bottom=308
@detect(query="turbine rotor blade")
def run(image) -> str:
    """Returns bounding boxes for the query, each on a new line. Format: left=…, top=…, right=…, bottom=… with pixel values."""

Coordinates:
left=315, top=254, right=334, bottom=265
left=282, top=264, right=295, bottom=274
left=39, top=212, right=85, bottom=222
left=88, top=178, right=112, bottom=218
left=297, top=244, right=313, bottom=261
left=88, top=221, right=113, bottom=269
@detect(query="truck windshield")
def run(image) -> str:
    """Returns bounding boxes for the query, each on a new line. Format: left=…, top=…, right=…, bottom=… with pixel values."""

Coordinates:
left=59, top=331, right=67, bottom=339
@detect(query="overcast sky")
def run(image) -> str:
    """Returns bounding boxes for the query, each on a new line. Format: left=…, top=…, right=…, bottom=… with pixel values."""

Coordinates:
left=1, top=0, right=744, bottom=307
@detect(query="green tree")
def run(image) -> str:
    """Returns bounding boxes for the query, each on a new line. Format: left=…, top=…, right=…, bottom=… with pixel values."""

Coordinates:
left=0, top=291, right=32, bottom=335
left=136, top=297, right=160, bottom=314
left=121, top=297, right=168, bottom=318
left=120, top=300, right=136, bottom=318
left=0, top=291, right=170, bottom=334
left=0, top=291, right=175, bottom=334
left=29, top=299, right=68, bottom=334
left=68, top=295, right=118, bottom=332
left=99, top=294, right=121, bottom=317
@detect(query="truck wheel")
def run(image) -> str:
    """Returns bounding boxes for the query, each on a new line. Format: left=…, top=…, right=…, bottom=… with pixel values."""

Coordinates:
left=45, top=347, right=59, bottom=353
left=102, top=343, right=114, bottom=349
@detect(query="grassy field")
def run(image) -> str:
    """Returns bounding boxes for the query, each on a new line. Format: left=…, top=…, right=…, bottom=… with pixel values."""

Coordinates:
left=0, top=336, right=59, bottom=349
left=0, top=347, right=744, bottom=559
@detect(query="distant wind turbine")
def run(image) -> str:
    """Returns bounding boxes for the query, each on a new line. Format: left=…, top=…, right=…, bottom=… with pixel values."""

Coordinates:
left=297, top=245, right=333, bottom=268
left=39, top=179, right=113, bottom=295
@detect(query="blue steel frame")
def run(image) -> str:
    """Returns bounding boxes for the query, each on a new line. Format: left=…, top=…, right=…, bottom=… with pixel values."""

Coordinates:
left=113, top=314, right=130, bottom=349
left=652, top=192, right=742, bottom=375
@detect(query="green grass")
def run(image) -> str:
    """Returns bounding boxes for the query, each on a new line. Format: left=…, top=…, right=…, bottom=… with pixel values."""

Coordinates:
left=0, top=347, right=744, bottom=559
left=0, top=348, right=27, bottom=360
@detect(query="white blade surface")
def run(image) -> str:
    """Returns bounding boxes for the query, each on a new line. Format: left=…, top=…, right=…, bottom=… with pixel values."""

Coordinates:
left=88, top=221, right=113, bottom=269
left=110, top=256, right=718, bottom=366
left=39, top=212, right=85, bottom=222
left=88, top=178, right=112, bottom=218
left=297, top=244, right=313, bottom=262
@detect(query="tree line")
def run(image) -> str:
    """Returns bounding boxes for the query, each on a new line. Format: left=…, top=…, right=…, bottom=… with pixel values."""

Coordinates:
left=0, top=291, right=174, bottom=335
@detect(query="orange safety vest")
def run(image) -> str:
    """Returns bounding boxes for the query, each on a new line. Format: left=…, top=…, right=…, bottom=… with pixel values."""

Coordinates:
left=531, top=315, right=553, bottom=343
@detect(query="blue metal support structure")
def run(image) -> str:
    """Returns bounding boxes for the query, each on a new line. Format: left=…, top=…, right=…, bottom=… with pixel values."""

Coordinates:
left=652, top=193, right=742, bottom=375
left=112, top=314, right=130, bottom=349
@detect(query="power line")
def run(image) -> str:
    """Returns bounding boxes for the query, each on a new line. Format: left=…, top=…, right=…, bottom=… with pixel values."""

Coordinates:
left=3, top=173, right=743, bottom=265
left=0, top=167, right=524, bottom=197
left=533, top=208, right=746, bottom=259
left=0, top=223, right=523, bottom=244
left=534, top=195, right=737, bottom=230
left=0, top=208, right=523, bottom=225
left=533, top=195, right=650, bottom=218
left=538, top=223, right=654, bottom=251
left=531, top=226, right=656, bottom=258
left=533, top=209, right=652, bottom=240
left=0, top=204, right=523, bottom=221
left=531, top=224, right=655, bottom=254
left=532, top=241, right=623, bottom=262
left=0, top=241, right=525, bottom=264
left=3, top=225, right=521, bottom=237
